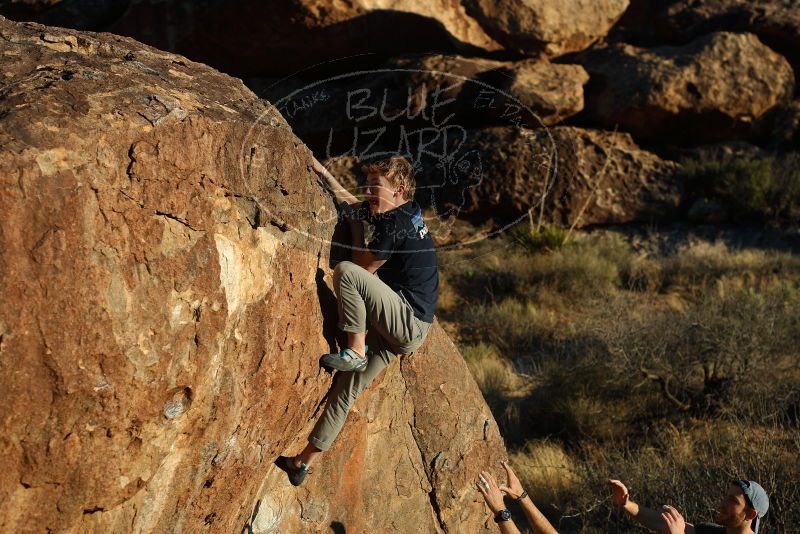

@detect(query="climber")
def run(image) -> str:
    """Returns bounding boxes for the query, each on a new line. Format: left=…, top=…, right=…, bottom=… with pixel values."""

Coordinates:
left=608, top=478, right=769, bottom=534
left=276, top=154, right=439, bottom=486
left=476, top=461, right=558, bottom=534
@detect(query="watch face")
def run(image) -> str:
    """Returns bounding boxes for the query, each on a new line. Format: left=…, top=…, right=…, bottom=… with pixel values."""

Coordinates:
left=494, top=509, right=512, bottom=522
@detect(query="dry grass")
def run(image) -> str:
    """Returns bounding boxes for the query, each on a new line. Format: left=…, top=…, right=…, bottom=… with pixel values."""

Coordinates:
left=509, top=441, right=584, bottom=509
left=439, top=228, right=800, bottom=532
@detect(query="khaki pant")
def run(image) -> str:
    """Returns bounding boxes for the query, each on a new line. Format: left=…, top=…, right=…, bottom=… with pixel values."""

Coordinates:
left=309, top=261, right=431, bottom=451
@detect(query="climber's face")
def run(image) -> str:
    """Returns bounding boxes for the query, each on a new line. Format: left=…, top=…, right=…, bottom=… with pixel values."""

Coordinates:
left=365, top=172, right=404, bottom=214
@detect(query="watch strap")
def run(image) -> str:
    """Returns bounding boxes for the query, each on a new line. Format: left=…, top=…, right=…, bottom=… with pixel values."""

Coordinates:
left=513, top=490, right=528, bottom=502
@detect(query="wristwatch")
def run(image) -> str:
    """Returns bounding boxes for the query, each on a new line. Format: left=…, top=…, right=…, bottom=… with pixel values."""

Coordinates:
left=493, top=509, right=512, bottom=523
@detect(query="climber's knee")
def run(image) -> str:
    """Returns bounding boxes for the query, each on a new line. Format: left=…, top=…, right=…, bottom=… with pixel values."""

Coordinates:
left=333, top=260, right=358, bottom=290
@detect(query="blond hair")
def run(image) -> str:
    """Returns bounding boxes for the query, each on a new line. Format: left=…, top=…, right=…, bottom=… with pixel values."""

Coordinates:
left=361, top=155, right=416, bottom=200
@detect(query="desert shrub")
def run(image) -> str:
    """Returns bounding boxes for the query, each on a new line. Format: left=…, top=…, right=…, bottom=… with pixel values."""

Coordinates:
left=682, top=152, right=800, bottom=227
left=625, top=242, right=800, bottom=293
left=458, top=298, right=547, bottom=351
left=594, top=287, right=800, bottom=422
left=769, top=152, right=800, bottom=223
left=510, top=224, right=571, bottom=253
left=526, top=238, right=627, bottom=296
left=444, top=233, right=634, bottom=302
left=462, top=343, right=526, bottom=398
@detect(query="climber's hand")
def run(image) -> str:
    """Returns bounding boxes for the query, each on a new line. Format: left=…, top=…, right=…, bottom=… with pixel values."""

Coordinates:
left=608, top=479, right=630, bottom=508
left=499, top=461, right=525, bottom=500
left=476, top=470, right=505, bottom=514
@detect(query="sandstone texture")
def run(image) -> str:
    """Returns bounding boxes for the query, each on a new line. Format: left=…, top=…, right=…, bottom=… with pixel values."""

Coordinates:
left=463, top=0, right=630, bottom=57
left=576, top=31, right=795, bottom=143
left=427, top=126, right=682, bottom=226
left=655, top=0, right=800, bottom=77
left=0, top=16, right=506, bottom=533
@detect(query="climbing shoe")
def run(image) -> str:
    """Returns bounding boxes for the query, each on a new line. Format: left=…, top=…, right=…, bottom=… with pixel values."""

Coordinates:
left=320, top=347, right=368, bottom=372
left=275, top=455, right=310, bottom=486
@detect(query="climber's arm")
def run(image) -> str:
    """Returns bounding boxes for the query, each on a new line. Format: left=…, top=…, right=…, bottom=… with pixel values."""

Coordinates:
left=311, top=155, right=359, bottom=205
left=353, top=251, right=386, bottom=274
left=339, top=209, right=384, bottom=273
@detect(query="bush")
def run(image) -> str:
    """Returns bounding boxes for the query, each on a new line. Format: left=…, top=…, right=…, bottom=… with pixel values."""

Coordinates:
left=682, top=151, right=800, bottom=227
left=510, top=224, right=571, bottom=253
left=443, top=233, right=634, bottom=303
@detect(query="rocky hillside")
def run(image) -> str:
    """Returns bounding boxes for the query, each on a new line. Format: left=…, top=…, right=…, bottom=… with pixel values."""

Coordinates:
left=4, top=0, right=798, bottom=229
left=0, top=17, right=505, bottom=533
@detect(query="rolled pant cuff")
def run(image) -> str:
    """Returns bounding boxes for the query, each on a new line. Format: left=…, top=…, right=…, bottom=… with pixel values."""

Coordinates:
left=337, top=322, right=366, bottom=334
left=308, top=435, right=331, bottom=452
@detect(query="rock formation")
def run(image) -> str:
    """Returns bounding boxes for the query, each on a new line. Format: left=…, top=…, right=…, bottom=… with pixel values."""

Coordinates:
left=2, top=0, right=505, bottom=77
left=385, top=54, right=590, bottom=128
left=426, top=126, right=683, bottom=226
left=0, top=16, right=506, bottom=533
left=575, top=31, right=795, bottom=144
left=666, top=1, right=800, bottom=90
left=463, top=0, right=630, bottom=57
left=249, top=53, right=589, bottom=136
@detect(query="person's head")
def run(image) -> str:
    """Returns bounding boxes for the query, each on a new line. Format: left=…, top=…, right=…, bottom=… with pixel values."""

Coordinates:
left=717, top=480, right=769, bottom=532
left=360, top=156, right=416, bottom=214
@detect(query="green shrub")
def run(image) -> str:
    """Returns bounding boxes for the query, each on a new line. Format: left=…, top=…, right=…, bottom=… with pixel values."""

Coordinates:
left=510, top=224, right=571, bottom=253
left=682, top=152, right=800, bottom=226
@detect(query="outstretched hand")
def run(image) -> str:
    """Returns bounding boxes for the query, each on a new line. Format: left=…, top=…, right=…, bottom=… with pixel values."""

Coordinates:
left=499, top=461, right=525, bottom=500
left=661, top=505, right=686, bottom=534
left=476, top=471, right=506, bottom=514
left=608, top=479, right=630, bottom=508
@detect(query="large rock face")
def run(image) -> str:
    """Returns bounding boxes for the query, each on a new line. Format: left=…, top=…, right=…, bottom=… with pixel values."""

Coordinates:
left=1, top=0, right=505, bottom=77
left=575, top=31, right=795, bottom=144
left=463, top=0, right=630, bottom=57
left=0, top=16, right=505, bottom=533
left=427, top=126, right=683, bottom=226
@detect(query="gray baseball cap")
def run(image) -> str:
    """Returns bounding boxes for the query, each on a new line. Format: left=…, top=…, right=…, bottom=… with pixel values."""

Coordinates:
left=733, top=480, right=769, bottom=533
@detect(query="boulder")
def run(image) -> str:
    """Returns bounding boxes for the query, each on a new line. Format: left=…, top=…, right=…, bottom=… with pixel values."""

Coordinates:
left=575, top=31, right=795, bottom=144
left=0, top=16, right=505, bottom=533
left=462, top=0, right=629, bottom=57
left=386, top=54, right=590, bottom=127
left=1, top=0, right=505, bottom=77
left=250, top=53, right=589, bottom=137
left=659, top=0, right=800, bottom=80
left=424, top=126, right=683, bottom=227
